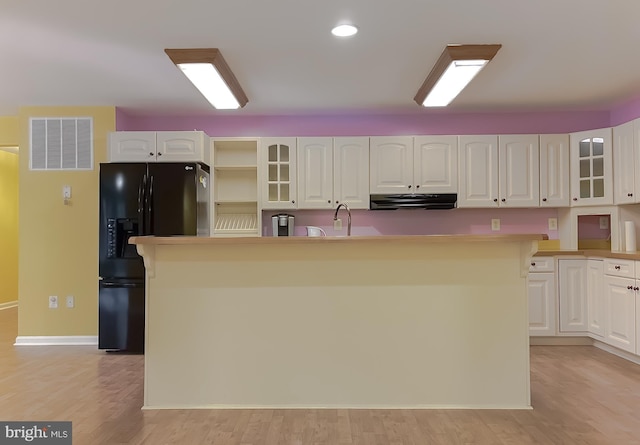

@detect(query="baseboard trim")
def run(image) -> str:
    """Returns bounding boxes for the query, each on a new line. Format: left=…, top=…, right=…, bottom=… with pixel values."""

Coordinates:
left=14, top=336, right=98, bottom=346
left=592, top=340, right=640, bottom=365
left=0, top=301, right=18, bottom=310
left=530, top=336, right=593, bottom=346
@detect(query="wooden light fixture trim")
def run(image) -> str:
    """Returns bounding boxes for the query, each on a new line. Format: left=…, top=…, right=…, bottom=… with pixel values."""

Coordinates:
left=165, top=48, right=249, bottom=108
left=413, top=44, right=502, bottom=106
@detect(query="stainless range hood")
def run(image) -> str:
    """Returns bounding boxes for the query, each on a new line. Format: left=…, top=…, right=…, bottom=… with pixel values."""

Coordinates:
left=370, top=193, right=457, bottom=210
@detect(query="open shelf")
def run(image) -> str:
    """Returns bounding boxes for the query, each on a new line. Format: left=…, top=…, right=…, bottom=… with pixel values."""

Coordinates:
left=213, top=140, right=258, bottom=167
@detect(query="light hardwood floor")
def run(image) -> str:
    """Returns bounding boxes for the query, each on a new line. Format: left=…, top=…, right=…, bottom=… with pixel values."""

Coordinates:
left=1, top=306, right=640, bottom=444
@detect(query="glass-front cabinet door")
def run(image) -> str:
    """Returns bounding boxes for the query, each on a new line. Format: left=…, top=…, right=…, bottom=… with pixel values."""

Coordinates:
left=260, top=138, right=297, bottom=209
left=569, top=128, right=612, bottom=206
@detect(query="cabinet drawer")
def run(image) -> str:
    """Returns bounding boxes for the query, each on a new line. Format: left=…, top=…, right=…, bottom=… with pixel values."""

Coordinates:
left=530, top=256, right=555, bottom=273
left=604, top=258, right=635, bottom=278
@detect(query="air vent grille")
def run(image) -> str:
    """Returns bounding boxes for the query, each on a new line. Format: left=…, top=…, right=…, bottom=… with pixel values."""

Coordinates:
left=30, top=117, right=93, bottom=170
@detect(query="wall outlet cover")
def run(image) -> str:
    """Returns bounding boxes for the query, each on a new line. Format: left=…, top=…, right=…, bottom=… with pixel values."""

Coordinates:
left=334, top=219, right=342, bottom=230
left=49, top=295, right=58, bottom=309
left=66, top=295, right=74, bottom=308
left=491, top=219, right=500, bottom=231
left=548, top=218, right=558, bottom=230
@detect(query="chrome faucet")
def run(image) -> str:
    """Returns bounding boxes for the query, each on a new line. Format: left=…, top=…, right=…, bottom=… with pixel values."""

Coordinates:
left=333, top=203, right=352, bottom=236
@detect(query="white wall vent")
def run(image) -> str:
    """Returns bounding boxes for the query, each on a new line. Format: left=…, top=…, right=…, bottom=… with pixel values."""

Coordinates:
left=30, top=117, right=93, bottom=170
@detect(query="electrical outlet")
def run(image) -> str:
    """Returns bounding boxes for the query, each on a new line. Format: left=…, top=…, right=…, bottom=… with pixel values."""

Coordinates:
left=62, top=185, right=71, bottom=199
left=548, top=218, right=558, bottom=230
left=66, top=295, right=74, bottom=308
left=334, top=218, right=342, bottom=230
left=49, top=295, right=58, bottom=309
left=491, top=219, right=501, bottom=231
left=599, top=216, right=609, bottom=229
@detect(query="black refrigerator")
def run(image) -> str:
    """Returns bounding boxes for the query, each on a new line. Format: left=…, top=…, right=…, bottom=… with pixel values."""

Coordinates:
left=98, top=162, right=210, bottom=353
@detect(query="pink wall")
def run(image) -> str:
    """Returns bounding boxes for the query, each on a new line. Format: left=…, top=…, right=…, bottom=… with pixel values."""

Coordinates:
left=609, top=94, right=640, bottom=127
left=263, top=208, right=560, bottom=238
left=116, top=109, right=610, bottom=135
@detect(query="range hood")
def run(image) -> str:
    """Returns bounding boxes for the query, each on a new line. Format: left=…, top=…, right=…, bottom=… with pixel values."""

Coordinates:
left=370, top=193, right=457, bottom=210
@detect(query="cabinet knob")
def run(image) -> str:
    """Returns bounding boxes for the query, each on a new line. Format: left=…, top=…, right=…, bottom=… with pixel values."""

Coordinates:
left=157, top=152, right=162, bottom=156
left=542, top=198, right=547, bottom=202
left=408, top=185, right=412, bottom=189
left=416, top=185, right=420, bottom=189
left=149, top=152, right=154, bottom=156
left=615, top=265, right=621, bottom=270
left=531, top=262, right=536, bottom=266
left=501, top=198, right=506, bottom=202
left=493, top=198, right=498, bottom=203
left=292, top=200, right=295, bottom=204
left=328, top=200, right=331, bottom=203
left=629, top=193, right=634, bottom=197
left=573, top=197, right=578, bottom=201
left=627, top=285, right=633, bottom=290
left=634, top=287, right=639, bottom=291
left=335, top=200, right=339, bottom=204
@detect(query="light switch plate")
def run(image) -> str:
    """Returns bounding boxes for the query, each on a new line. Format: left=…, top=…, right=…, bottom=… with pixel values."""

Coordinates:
left=599, top=216, right=609, bottom=229
left=491, top=219, right=500, bottom=231
left=548, top=218, right=558, bottom=230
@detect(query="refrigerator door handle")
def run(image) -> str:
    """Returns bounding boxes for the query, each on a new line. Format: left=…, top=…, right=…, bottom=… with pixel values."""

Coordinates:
left=100, top=282, right=142, bottom=288
left=147, top=174, right=154, bottom=235
left=138, top=174, right=146, bottom=235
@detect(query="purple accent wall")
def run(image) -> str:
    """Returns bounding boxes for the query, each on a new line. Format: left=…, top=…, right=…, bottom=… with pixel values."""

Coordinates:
left=262, top=208, right=560, bottom=238
left=115, top=110, right=610, bottom=136
left=609, top=94, right=640, bottom=127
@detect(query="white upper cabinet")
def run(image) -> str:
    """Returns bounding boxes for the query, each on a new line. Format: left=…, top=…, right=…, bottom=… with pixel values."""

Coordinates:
left=498, top=135, right=540, bottom=207
left=261, top=138, right=297, bottom=210
left=569, top=128, right=613, bottom=206
left=413, top=136, right=458, bottom=193
left=369, top=137, right=414, bottom=193
left=109, top=131, right=209, bottom=164
left=297, top=137, right=370, bottom=209
left=457, top=135, right=499, bottom=207
left=297, top=137, right=334, bottom=209
left=333, top=137, right=370, bottom=209
left=109, top=131, right=157, bottom=162
left=613, top=120, right=635, bottom=204
left=539, top=134, right=570, bottom=207
left=370, top=136, right=457, bottom=195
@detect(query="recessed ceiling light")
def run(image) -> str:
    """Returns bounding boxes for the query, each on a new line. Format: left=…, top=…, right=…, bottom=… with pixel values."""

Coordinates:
left=331, top=24, right=358, bottom=37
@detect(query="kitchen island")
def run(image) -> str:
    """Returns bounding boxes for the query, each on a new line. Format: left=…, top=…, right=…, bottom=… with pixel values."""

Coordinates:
left=131, top=234, right=545, bottom=410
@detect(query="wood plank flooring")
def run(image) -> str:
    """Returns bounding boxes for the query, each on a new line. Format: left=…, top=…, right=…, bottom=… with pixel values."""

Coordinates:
left=1, top=306, right=640, bottom=444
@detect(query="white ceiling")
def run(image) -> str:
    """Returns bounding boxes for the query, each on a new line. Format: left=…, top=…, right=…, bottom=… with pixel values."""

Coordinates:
left=1, top=0, right=639, bottom=117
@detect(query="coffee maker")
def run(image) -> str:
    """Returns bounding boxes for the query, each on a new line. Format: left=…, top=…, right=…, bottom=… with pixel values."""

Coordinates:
left=272, top=214, right=295, bottom=236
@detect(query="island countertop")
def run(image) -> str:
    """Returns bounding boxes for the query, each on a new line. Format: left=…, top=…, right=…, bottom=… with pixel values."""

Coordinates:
left=130, top=233, right=547, bottom=246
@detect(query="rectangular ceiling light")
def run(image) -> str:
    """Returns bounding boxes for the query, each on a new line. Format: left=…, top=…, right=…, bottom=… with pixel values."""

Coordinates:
left=165, top=48, right=248, bottom=110
left=414, top=44, right=502, bottom=107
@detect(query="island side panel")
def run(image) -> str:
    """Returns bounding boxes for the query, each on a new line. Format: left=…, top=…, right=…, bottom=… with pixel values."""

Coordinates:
left=143, top=240, right=531, bottom=409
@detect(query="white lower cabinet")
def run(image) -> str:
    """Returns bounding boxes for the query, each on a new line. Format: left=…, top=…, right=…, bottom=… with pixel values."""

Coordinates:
left=601, top=258, right=637, bottom=353
left=528, top=257, right=556, bottom=336
left=586, top=259, right=604, bottom=338
left=603, top=275, right=636, bottom=353
left=558, top=259, right=588, bottom=333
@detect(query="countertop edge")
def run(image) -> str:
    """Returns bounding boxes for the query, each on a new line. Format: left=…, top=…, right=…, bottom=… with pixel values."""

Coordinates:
left=536, top=250, right=640, bottom=260
left=130, top=234, right=548, bottom=246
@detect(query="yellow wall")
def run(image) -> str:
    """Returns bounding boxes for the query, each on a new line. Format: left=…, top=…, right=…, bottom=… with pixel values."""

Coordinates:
left=17, top=107, right=115, bottom=336
left=0, top=116, right=19, bottom=145
left=0, top=149, right=19, bottom=305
